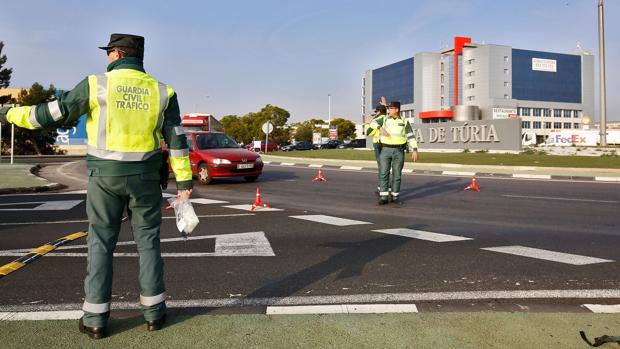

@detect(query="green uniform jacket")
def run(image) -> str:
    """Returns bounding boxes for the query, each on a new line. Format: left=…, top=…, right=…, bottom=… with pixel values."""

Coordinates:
left=0, top=58, right=192, bottom=190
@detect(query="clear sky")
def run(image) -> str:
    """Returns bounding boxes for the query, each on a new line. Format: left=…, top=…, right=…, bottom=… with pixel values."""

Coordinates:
left=1, top=0, right=618, bottom=123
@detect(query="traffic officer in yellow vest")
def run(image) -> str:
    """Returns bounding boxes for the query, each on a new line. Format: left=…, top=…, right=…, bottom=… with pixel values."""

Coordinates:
left=369, top=101, right=419, bottom=205
left=366, top=104, right=387, bottom=194
left=0, top=33, right=193, bottom=339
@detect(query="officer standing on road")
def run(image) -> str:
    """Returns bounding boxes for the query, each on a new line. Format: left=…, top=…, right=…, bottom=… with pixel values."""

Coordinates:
left=0, top=33, right=193, bottom=339
left=366, top=104, right=387, bottom=194
left=369, top=101, right=418, bottom=205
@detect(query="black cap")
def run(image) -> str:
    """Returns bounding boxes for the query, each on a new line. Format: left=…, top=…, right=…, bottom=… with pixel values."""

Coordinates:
left=374, top=105, right=386, bottom=114
left=99, top=33, right=144, bottom=52
left=388, top=101, right=401, bottom=109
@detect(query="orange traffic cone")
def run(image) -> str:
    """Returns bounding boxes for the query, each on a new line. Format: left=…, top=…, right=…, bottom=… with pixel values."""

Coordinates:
left=313, top=168, right=327, bottom=182
left=250, top=187, right=271, bottom=211
left=464, top=176, right=480, bottom=192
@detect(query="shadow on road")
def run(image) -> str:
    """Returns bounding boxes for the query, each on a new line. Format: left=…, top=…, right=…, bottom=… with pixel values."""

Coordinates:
left=400, top=178, right=464, bottom=201
left=245, top=235, right=411, bottom=298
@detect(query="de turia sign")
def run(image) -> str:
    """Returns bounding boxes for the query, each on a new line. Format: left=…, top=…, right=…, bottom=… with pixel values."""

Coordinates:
left=413, top=118, right=522, bottom=151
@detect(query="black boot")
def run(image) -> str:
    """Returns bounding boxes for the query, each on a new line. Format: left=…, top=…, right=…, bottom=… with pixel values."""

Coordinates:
left=79, top=317, right=107, bottom=339
left=146, top=314, right=166, bottom=331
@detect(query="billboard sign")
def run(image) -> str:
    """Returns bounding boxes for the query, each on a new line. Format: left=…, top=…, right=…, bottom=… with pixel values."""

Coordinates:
left=328, top=126, right=338, bottom=140
left=492, top=107, right=518, bottom=119
left=532, top=58, right=557, bottom=72
left=413, top=119, right=522, bottom=151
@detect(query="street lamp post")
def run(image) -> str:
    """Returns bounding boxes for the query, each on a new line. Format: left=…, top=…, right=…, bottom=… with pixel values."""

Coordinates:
left=328, top=94, right=332, bottom=127
left=598, top=0, right=607, bottom=146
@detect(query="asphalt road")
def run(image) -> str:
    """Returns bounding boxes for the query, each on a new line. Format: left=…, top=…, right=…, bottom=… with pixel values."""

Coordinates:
left=1, top=160, right=619, bottom=311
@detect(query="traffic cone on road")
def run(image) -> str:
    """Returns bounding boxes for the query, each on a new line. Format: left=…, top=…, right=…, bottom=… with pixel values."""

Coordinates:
left=250, top=187, right=271, bottom=211
left=313, top=168, right=327, bottom=182
left=464, top=176, right=481, bottom=192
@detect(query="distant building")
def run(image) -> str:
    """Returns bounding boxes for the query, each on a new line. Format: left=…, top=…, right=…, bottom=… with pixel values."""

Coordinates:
left=363, top=36, right=594, bottom=138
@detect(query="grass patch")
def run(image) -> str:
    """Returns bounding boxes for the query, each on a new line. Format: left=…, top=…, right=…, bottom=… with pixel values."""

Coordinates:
left=269, top=149, right=620, bottom=168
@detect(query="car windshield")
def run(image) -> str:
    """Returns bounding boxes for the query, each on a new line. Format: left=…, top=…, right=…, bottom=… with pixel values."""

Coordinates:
left=195, top=133, right=240, bottom=149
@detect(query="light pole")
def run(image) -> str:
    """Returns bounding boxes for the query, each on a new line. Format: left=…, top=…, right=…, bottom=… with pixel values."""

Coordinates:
left=598, top=0, right=607, bottom=146
left=328, top=94, right=332, bottom=126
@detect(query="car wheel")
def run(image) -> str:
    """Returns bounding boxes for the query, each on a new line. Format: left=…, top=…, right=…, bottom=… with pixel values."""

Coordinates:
left=244, top=176, right=259, bottom=183
left=198, top=163, right=212, bottom=184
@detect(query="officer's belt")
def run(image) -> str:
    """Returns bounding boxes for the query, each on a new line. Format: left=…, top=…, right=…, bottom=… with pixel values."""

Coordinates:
left=382, top=144, right=405, bottom=148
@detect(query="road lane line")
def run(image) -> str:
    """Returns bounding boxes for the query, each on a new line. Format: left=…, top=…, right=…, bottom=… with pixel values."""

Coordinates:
left=583, top=304, right=620, bottom=313
left=373, top=228, right=473, bottom=242
left=290, top=215, right=372, bottom=226
left=280, top=163, right=295, bottom=166
left=0, top=232, right=275, bottom=257
left=340, top=166, right=363, bottom=170
left=595, top=177, right=620, bottom=182
left=0, top=310, right=83, bottom=321
left=442, top=171, right=476, bottom=176
left=512, top=174, right=552, bottom=179
left=189, top=198, right=229, bottom=205
left=0, top=213, right=255, bottom=226
left=56, top=161, right=88, bottom=184
left=4, top=290, right=620, bottom=313
left=308, top=164, right=323, bottom=168
left=481, top=246, right=614, bottom=265
left=266, top=304, right=418, bottom=315
left=502, top=194, right=618, bottom=204
left=223, top=205, right=283, bottom=212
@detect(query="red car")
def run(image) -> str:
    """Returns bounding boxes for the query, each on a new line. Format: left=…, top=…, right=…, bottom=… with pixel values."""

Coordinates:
left=182, top=131, right=263, bottom=184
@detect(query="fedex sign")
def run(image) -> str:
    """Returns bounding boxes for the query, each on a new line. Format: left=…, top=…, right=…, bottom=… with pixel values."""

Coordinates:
left=546, top=131, right=597, bottom=146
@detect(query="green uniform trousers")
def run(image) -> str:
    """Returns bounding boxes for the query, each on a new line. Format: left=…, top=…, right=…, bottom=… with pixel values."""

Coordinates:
left=373, top=142, right=382, bottom=190
left=379, top=146, right=405, bottom=199
left=82, top=171, right=165, bottom=327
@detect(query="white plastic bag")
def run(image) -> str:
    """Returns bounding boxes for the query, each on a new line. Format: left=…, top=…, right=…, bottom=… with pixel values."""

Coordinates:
left=167, top=196, right=199, bottom=237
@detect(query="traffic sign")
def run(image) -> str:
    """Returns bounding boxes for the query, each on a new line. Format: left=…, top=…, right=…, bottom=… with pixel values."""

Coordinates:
left=262, top=122, right=273, bottom=134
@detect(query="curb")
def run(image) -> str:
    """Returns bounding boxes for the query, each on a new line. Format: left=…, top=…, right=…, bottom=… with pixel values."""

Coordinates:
left=263, top=161, right=620, bottom=183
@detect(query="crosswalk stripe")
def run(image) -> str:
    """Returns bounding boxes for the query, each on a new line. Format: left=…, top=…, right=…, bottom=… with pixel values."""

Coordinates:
left=481, top=246, right=614, bottom=265
left=583, top=304, right=620, bottom=313
left=189, top=198, right=229, bottom=205
left=0, top=310, right=83, bottom=321
left=372, top=228, right=473, bottom=242
left=289, top=215, right=372, bottom=226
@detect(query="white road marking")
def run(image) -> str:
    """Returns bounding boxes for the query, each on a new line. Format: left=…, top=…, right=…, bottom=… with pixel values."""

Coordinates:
left=0, top=231, right=274, bottom=257
left=481, top=246, right=614, bottom=265
left=340, top=166, right=362, bottom=170
left=442, top=171, right=476, bottom=176
left=263, top=161, right=271, bottom=164
left=189, top=198, right=229, bottom=205
left=502, top=194, right=618, bottom=204
left=290, top=215, right=372, bottom=226
left=402, top=169, right=414, bottom=173
left=583, top=304, right=620, bottom=313
left=373, top=228, right=473, bottom=242
left=62, top=190, right=87, bottom=194
left=595, top=177, right=620, bottom=182
left=308, top=164, right=323, bottom=168
left=512, top=174, right=552, bottom=179
left=0, top=310, right=83, bottom=321
left=0, top=200, right=83, bottom=211
left=0, top=213, right=254, bottom=226
left=280, top=163, right=295, bottom=166
left=223, top=204, right=283, bottom=212
left=266, top=304, right=418, bottom=315
left=56, top=161, right=88, bottom=184
left=5, top=289, right=620, bottom=313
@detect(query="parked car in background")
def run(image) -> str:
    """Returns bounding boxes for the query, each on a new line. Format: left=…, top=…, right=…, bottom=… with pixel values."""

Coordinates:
left=180, top=131, right=263, bottom=184
left=281, top=141, right=314, bottom=151
left=244, top=141, right=279, bottom=152
left=319, top=140, right=342, bottom=149
left=338, top=138, right=367, bottom=149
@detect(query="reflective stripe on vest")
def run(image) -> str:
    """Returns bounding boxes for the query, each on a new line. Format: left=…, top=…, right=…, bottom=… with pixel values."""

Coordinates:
left=86, top=70, right=171, bottom=161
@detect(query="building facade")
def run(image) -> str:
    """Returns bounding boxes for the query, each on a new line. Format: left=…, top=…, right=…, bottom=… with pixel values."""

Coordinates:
left=363, top=36, right=594, bottom=139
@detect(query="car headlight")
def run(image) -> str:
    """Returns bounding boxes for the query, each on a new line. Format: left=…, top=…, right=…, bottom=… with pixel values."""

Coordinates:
left=212, top=158, right=232, bottom=165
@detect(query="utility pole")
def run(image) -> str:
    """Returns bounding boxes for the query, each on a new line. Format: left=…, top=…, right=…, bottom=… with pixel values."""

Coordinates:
left=598, top=0, right=607, bottom=146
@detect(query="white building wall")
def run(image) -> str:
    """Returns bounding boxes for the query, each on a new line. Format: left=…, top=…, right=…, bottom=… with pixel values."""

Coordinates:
left=413, top=52, right=442, bottom=118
